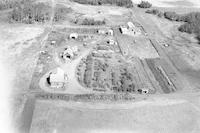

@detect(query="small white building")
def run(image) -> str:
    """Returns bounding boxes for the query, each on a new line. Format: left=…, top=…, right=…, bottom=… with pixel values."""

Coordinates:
left=107, top=39, right=115, bottom=45
left=51, top=40, right=56, bottom=45
left=49, top=68, right=66, bottom=88
left=138, top=88, right=149, bottom=94
left=107, top=29, right=114, bottom=36
left=127, top=21, right=135, bottom=29
left=97, top=29, right=106, bottom=34
left=69, top=33, right=78, bottom=39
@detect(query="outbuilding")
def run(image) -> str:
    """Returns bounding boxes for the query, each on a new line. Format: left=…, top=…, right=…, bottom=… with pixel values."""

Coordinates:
left=97, top=29, right=106, bottom=34
left=138, top=88, right=149, bottom=94
left=107, top=39, right=115, bottom=45
left=62, top=46, right=79, bottom=60
left=69, top=33, right=78, bottom=39
left=107, top=29, right=114, bottom=36
left=127, top=21, right=135, bottom=29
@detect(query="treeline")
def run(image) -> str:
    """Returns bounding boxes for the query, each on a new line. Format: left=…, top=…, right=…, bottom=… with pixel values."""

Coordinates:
left=81, top=18, right=106, bottom=25
left=54, top=5, right=72, bottom=22
left=70, top=0, right=133, bottom=8
left=9, top=2, right=52, bottom=24
left=145, top=9, right=164, bottom=17
left=138, top=1, right=152, bottom=8
left=146, top=9, right=200, bottom=41
left=9, top=1, right=71, bottom=24
left=0, top=0, right=26, bottom=10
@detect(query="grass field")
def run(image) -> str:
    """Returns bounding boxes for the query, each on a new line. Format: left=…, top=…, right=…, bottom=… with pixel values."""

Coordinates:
left=30, top=99, right=200, bottom=133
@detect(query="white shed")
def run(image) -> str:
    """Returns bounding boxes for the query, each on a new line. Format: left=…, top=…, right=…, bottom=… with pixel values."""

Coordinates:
left=127, top=21, right=135, bottom=29
left=138, top=88, right=149, bottom=94
left=69, top=33, right=78, bottom=39
left=107, top=39, right=115, bottom=45
left=108, top=29, right=114, bottom=36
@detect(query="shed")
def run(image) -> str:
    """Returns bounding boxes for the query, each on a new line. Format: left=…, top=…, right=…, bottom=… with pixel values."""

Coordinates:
left=51, top=40, right=56, bottom=45
left=69, top=33, right=78, bottom=39
left=107, top=39, right=115, bottom=45
left=127, top=21, right=135, bottom=29
left=97, top=29, right=106, bottom=34
left=138, top=88, right=149, bottom=94
left=108, top=29, right=114, bottom=36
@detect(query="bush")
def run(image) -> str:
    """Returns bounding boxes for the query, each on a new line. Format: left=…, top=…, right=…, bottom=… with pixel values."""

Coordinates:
left=177, top=12, right=200, bottom=37
left=164, top=12, right=185, bottom=21
left=178, top=23, right=193, bottom=33
left=138, top=1, right=152, bottom=8
left=146, top=9, right=159, bottom=14
left=146, top=9, right=164, bottom=18
left=71, top=0, right=133, bottom=8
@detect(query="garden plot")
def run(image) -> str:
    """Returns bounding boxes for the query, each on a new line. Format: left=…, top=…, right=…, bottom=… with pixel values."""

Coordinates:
left=76, top=40, right=156, bottom=94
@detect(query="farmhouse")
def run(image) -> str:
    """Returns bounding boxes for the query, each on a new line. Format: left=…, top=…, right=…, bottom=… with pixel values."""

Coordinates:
left=120, top=22, right=141, bottom=36
left=48, top=68, right=66, bottom=88
left=120, top=25, right=129, bottom=34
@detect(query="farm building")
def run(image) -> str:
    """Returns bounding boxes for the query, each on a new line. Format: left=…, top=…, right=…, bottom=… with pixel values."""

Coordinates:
left=97, top=29, right=113, bottom=36
left=120, top=22, right=141, bottom=36
left=107, top=39, right=116, bottom=45
left=61, top=46, right=78, bottom=60
left=120, top=25, right=129, bottom=34
left=97, top=29, right=106, bottom=34
left=48, top=68, right=66, bottom=88
left=138, top=88, right=149, bottom=94
left=127, top=21, right=136, bottom=29
left=107, top=29, right=114, bottom=36
left=69, top=33, right=78, bottom=39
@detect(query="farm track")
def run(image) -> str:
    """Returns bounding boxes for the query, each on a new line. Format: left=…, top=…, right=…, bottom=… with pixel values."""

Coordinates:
left=20, top=0, right=56, bottom=133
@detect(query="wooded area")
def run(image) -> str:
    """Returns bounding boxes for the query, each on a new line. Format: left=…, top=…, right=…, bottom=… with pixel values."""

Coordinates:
left=7, top=1, right=71, bottom=24
left=146, top=9, right=200, bottom=42
left=70, top=0, right=133, bottom=8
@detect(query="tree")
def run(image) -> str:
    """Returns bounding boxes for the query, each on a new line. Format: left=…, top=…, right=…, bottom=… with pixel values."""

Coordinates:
left=138, top=1, right=152, bottom=8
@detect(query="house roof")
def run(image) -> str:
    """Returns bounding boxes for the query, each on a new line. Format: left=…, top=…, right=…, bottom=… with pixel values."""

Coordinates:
left=127, top=22, right=135, bottom=28
left=50, top=68, right=65, bottom=83
left=70, top=33, right=78, bottom=38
